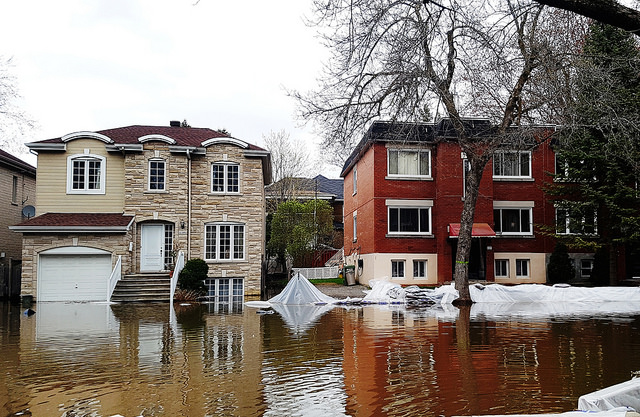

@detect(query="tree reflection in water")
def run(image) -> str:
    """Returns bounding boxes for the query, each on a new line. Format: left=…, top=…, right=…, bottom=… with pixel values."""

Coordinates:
left=1, top=301, right=640, bottom=416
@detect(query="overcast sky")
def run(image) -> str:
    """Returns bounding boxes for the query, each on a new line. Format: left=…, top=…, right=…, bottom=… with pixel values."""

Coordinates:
left=1, top=0, right=338, bottom=175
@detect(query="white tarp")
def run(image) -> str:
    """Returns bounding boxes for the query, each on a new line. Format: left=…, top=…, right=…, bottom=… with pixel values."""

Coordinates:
left=361, top=280, right=458, bottom=305
left=578, top=378, right=640, bottom=412
left=267, top=273, right=337, bottom=305
left=469, top=283, right=640, bottom=303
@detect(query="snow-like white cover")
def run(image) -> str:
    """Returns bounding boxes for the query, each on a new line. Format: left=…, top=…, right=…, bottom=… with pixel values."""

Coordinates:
left=578, top=378, right=640, bottom=412
left=267, top=273, right=337, bottom=305
left=469, top=283, right=640, bottom=303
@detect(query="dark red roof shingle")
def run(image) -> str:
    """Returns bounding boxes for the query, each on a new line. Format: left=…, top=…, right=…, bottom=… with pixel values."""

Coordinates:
left=15, top=213, right=134, bottom=228
left=36, top=125, right=267, bottom=151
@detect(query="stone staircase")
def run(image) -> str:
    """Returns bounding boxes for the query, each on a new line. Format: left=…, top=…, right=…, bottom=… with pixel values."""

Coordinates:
left=110, top=273, right=172, bottom=302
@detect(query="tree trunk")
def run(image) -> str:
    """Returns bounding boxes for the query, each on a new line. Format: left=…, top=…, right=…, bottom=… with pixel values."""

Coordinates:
left=453, top=158, right=486, bottom=304
left=533, top=0, right=640, bottom=35
left=609, top=243, right=618, bottom=286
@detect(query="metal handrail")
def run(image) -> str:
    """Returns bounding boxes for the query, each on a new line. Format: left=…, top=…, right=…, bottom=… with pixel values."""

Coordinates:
left=107, top=255, right=122, bottom=302
left=170, top=250, right=185, bottom=303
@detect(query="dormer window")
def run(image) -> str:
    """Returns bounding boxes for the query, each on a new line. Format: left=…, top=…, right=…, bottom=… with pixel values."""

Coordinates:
left=67, top=154, right=106, bottom=194
left=211, top=162, right=240, bottom=194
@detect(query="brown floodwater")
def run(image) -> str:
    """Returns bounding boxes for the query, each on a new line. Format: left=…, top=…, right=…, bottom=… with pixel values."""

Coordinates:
left=1, top=300, right=640, bottom=417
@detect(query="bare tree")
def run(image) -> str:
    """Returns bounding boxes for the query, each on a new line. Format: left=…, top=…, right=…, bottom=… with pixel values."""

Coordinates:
left=532, top=0, right=640, bottom=35
left=263, top=129, right=312, bottom=210
left=294, top=0, right=579, bottom=302
left=0, top=57, right=33, bottom=154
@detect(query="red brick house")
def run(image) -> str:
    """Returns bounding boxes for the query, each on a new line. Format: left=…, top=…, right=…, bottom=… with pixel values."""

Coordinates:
left=341, top=119, right=567, bottom=286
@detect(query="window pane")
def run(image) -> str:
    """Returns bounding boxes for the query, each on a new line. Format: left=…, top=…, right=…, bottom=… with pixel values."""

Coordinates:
left=556, top=208, right=567, bottom=234
left=503, top=153, right=518, bottom=176
left=419, top=152, right=430, bottom=176
left=88, top=160, right=101, bottom=189
left=227, top=165, right=239, bottom=192
left=399, top=208, right=418, bottom=232
left=392, top=261, right=404, bottom=278
left=389, top=151, right=398, bottom=175
left=501, top=209, right=520, bottom=233
left=398, top=151, right=418, bottom=175
left=516, top=259, right=529, bottom=277
left=233, top=225, right=244, bottom=259
left=205, top=225, right=217, bottom=259
left=150, top=160, right=165, bottom=190
left=219, top=225, right=231, bottom=259
left=232, top=278, right=244, bottom=296
left=520, top=152, right=530, bottom=176
left=73, top=160, right=85, bottom=189
left=520, top=209, right=530, bottom=233
left=212, top=165, right=224, bottom=192
left=219, top=279, right=230, bottom=296
left=419, top=208, right=429, bottom=233
left=493, top=209, right=501, bottom=233
left=413, top=260, right=426, bottom=278
left=389, top=208, right=399, bottom=232
left=164, top=224, right=174, bottom=267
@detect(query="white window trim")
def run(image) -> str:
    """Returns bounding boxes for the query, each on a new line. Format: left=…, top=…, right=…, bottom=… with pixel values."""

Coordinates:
left=493, top=203, right=534, bottom=236
left=353, top=211, right=357, bottom=242
left=387, top=148, right=432, bottom=179
left=493, top=150, right=532, bottom=179
left=515, top=259, right=530, bottom=278
left=205, top=277, right=245, bottom=298
left=211, top=162, right=241, bottom=194
left=352, top=164, right=357, bottom=195
left=386, top=202, right=433, bottom=236
left=148, top=158, right=167, bottom=192
left=495, top=259, right=509, bottom=278
left=413, top=260, right=427, bottom=279
left=555, top=205, right=598, bottom=235
left=391, top=260, right=406, bottom=279
left=205, top=222, right=246, bottom=262
left=66, top=153, right=106, bottom=195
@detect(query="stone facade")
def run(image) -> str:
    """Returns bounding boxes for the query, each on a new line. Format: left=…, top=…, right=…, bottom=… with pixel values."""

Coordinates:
left=20, top=233, right=133, bottom=299
left=17, top=125, right=270, bottom=300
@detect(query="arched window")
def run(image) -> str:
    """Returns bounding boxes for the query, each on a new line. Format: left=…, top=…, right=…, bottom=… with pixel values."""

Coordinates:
left=66, top=154, right=106, bottom=194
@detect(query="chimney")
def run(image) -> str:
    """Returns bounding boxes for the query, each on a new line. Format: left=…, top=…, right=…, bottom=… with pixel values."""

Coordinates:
left=170, top=120, right=181, bottom=127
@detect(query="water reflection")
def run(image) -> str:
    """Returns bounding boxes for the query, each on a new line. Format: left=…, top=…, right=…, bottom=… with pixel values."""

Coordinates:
left=1, top=300, right=640, bottom=417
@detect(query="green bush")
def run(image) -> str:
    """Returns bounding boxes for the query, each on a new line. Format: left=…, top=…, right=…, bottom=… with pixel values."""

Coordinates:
left=178, top=258, right=208, bottom=295
left=547, top=242, right=574, bottom=284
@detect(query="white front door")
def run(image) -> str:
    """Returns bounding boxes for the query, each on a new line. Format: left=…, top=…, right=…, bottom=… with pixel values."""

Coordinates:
left=141, top=224, right=164, bottom=272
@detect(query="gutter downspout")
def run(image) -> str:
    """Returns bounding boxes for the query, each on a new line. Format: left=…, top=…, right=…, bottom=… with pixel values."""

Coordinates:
left=186, top=149, right=192, bottom=258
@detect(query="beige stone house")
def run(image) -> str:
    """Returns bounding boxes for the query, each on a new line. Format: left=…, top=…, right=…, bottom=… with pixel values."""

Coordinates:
left=0, top=149, right=36, bottom=299
left=11, top=122, right=271, bottom=302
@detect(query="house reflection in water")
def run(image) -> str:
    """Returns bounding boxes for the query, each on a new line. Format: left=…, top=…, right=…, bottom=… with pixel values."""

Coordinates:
left=3, top=301, right=640, bottom=416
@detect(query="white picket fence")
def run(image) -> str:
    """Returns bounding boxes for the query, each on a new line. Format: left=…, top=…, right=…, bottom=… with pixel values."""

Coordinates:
left=293, top=266, right=339, bottom=280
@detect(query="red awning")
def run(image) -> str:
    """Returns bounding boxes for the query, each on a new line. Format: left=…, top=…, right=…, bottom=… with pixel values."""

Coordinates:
left=448, top=223, right=496, bottom=238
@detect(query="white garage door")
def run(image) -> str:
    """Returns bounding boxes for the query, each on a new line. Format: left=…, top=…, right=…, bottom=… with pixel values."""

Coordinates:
left=39, top=253, right=112, bottom=301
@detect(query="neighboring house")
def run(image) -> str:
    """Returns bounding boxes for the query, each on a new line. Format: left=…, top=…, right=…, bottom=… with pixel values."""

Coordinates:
left=0, top=149, right=36, bottom=299
left=266, top=174, right=344, bottom=247
left=265, top=174, right=344, bottom=268
left=10, top=122, right=271, bottom=302
left=341, top=119, right=600, bottom=287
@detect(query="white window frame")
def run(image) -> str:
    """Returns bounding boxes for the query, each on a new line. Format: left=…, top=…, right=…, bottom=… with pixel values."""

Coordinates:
left=386, top=200, right=433, bottom=236
left=205, top=223, right=246, bottom=261
left=555, top=205, right=598, bottom=235
left=413, top=260, right=427, bottom=279
left=353, top=163, right=357, bottom=195
left=211, top=162, right=240, bottom=194
left=493, top=150, right=532, bottom=179
left=391, top=260, right=405, bottom=279
left=387, top=148, right=431, bottom=179
left=580, top=259, right=594, bottom=278
left=353, top=211, right=357, bottom=242
left=495, top=259, right=509, bottom=278
left=148, top=158, right=167, bottom=191
left=12, top=175, right=18, bottom=204
left=66, top=154, right=106, bottom=194
left=515, top=259, right=530, bottom=278
left=493, top=205, right=533, bottom=236
left=205, top=277, right=244, bottom=299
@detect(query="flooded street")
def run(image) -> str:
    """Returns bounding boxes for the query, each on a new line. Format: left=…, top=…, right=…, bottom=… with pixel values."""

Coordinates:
left=1, top=300, right=640, bottom=417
